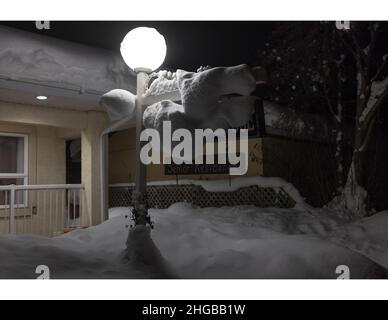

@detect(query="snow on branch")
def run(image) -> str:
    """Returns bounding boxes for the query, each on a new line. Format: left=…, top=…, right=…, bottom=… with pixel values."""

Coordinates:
left=359, top=77, right=388, bottom=123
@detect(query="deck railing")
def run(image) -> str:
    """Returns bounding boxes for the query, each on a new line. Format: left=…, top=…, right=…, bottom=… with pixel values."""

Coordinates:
left=0, top=184, right=85, bottom=237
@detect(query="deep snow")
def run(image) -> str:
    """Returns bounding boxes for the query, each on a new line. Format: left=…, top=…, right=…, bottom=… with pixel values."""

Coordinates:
left=0, top=203, right=387, bottom=279
left=143, top=64, right=258, bottom=143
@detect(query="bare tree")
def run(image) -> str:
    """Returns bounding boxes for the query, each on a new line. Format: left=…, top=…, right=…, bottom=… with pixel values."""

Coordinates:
left=260, top=22, right=388, bottom=217
left=332, top=22, right=388, bottom=216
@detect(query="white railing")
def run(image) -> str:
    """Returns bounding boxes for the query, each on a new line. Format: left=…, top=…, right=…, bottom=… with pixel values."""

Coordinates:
left=0, top=184, right=85, bottom=237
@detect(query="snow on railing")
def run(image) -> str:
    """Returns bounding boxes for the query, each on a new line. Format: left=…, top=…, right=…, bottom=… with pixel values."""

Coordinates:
left=0, top=184, right=85, bottom=237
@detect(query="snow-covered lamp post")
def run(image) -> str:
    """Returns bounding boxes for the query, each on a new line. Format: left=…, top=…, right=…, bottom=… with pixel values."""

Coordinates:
left=120, top=27, right=167, bottom=226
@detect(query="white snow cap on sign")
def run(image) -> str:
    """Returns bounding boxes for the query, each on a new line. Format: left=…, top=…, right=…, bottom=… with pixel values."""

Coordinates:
left=143, top=64, right=258, bottom=138
left=146, top=70, right=178, bottom=96
left=100, top=89, right=136, bottom=122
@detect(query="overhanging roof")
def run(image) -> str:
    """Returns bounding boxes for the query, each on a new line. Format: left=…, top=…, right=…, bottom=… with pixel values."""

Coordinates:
left=0, top=26, right=136, bottom=112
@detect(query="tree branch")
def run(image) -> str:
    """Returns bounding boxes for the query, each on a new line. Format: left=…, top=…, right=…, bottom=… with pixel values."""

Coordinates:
left=350, top=23, right=366, bottom=77
left=366, top=22, right=379, bottom=81
left=371, top=54, right=388, bottom=83
left=360, top=111, right=377, bottom=155
left=361, top=82, right=388, bottom=127
left=336, top=30, right=357, bottom=61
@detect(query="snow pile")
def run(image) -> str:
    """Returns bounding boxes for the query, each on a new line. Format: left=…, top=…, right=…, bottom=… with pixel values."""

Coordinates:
left=145, top=70, right=178, bottom=96
left=0, top=26, right=135, bottom=94
left=0, top=204, right=387, bottom=279
left=326, top=164, right=369, bottom=218
left=185, top=176, right=306, bottom=208
left=100, top=89, right=136, bottom=123
left=0, top=207, right=150, bottom=279
left=329, top=211, right=388, bottom=269
left=151, top=204, right=386, bottom=278
left=143, top=64, right=258, bottom=137
left=263, top=101, right=332, bottom=142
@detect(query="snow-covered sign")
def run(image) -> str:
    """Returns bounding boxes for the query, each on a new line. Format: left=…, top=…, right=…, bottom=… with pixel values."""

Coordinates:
left=143, top=64, right=261, bottom=136
left=143, top=67, right=339, bottom=144
left=165, top=162, right=233, bottom=175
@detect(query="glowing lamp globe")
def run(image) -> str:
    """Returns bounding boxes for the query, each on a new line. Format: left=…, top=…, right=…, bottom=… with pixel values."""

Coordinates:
left=120, top=27, right=167, bottom=73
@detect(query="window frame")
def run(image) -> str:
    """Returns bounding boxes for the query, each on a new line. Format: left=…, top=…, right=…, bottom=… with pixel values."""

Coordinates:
left=0, top=132, right=29, bottom=208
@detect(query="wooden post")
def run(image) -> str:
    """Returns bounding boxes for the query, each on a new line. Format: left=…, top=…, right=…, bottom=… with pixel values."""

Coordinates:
left=9, top=185, right=16, bottom=235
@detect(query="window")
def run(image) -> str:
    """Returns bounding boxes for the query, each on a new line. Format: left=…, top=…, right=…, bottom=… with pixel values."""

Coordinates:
left=0, top=133, right=28, bottom=206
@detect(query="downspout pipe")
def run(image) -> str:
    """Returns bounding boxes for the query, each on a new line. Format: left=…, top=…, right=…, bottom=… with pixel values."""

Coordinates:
left=99, top=113, right=136, bottom=223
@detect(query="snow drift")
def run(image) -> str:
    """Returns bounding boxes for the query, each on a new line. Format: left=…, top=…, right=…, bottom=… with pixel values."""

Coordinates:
left=0, top=203, right=387, bottom=279
left=143, top=65, right=258, bottom=140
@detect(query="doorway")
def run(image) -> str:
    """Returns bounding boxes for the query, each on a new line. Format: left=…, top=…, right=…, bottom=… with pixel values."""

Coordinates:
left=66, top=139, right=81, bottom=221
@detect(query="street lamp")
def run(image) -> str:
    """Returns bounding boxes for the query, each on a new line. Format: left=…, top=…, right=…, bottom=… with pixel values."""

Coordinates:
left=120, top=27, right=167, bottom=226
left=120, top=27, right=167, bottom=72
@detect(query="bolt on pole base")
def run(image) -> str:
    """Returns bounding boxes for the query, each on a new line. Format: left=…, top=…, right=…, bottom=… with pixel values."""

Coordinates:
left=131, top=191, right=153, bottom=228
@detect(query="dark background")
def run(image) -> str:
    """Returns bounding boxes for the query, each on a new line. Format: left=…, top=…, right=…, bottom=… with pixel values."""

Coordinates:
left=0, top=21, right=275, bottom=71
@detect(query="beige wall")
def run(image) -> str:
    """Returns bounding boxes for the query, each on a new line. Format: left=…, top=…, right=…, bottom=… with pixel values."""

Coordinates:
left=0, top=121, right=66, bottom=185
left=109, top=128, right=263, bottom=184
left=81, top=111, right=109, bottom=225
left=0, top=121, right=67, bottom=235
left=0, top=101, right=109, bottom=228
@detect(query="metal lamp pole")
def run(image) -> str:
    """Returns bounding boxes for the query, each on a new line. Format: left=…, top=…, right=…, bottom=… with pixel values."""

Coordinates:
left=133, top=68, right=151, bottom=226
left=120, top=27, right=169, bottom=275
left=120, top=26, right=166, bottom=228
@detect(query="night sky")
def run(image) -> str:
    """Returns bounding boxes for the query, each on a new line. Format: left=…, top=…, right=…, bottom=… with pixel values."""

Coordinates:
left=0, top=21, right=275, bottom=71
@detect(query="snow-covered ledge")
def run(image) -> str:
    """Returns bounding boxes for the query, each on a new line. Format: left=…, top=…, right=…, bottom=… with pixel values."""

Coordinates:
left=0, top=26, right=136, bottom=109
